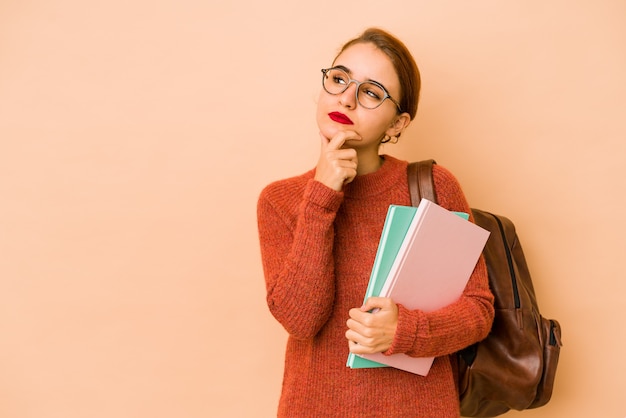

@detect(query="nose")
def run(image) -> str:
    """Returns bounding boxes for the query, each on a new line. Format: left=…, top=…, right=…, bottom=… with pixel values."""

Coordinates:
left=339, top=81, right=358, bottom=109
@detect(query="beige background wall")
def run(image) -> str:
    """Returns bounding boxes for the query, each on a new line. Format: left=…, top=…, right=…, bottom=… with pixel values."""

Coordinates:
left=1, top=1, right=624, bottom=417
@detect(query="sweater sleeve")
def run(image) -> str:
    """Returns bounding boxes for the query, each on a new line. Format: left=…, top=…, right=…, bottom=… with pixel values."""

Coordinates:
left=384, top=164, right=495, bottom=358
left=257, top=177, right=343, bottom=339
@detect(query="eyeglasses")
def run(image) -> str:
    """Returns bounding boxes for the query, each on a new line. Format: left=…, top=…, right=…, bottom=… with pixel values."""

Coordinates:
left=321, top=67, right=402, bottom=112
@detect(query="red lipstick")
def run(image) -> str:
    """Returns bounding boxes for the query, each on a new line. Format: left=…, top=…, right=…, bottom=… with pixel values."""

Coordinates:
left=328, top=112, right=354, bottom=125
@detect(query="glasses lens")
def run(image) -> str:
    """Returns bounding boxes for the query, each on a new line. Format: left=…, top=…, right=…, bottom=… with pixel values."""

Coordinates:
left=321, top=68, right=389, bottom=109
left=357, top=82, right=386, bottom=109
left=323, top=68, right=350, bottom=94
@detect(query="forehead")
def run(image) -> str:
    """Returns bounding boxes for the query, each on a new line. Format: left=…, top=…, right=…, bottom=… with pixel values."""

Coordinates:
left=333, top=42, right=400, bottom=91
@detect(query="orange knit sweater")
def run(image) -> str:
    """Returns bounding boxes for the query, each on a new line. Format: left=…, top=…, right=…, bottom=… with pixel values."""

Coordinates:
left=257, top=155, right=494, bottom=417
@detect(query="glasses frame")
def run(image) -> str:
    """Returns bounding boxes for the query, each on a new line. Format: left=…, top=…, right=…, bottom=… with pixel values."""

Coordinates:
left=321, top=67, right=402, bottom=112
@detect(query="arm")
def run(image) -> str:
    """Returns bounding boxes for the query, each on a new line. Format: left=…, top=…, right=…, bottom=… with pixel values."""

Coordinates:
left=258, top=130, right=360, bottom=339
left=257, top=179, right=342, bottom=339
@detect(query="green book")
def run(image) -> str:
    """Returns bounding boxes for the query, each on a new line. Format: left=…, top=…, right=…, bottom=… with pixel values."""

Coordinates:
left=347, top=204, right=469, bottom=370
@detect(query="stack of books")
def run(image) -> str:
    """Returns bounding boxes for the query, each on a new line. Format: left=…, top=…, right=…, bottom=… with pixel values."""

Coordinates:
left=346, top=198, right=489, bottom=376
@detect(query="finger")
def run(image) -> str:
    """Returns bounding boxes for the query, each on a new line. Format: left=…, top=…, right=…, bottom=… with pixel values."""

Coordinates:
left=345, top=328, right=369, bottom=347
left=346, top=316, right=366, bottom=334
left=345, top=327, right=361, bottom=342
left=348, top=308, right=375, bottom=331
left=326, top=130, right=361, bottom=151
left=329, top=150, right=358, bottom=166
left=348, top=339, right=370, bottom=354
left=319, top=132, right=330, bottom=150
left=327, top=134, right=347, bottom=151
left=346, top=329, right=377, bottom=354
left=348, top=306, right=369, bottom=321
left=361, top=297, right=389, bottom=312
left=342, top=130, right=363, bottom=143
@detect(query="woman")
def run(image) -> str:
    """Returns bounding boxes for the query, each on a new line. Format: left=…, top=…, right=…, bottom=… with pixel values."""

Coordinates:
left=257, top=27, right=494, bottom=417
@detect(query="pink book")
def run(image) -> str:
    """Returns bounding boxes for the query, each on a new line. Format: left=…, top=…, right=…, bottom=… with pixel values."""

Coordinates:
left=358, top=199, right=489, bottom=375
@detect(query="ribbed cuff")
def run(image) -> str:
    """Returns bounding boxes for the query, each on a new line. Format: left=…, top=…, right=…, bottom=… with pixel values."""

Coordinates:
left=383, top=303, right=423, bottom=356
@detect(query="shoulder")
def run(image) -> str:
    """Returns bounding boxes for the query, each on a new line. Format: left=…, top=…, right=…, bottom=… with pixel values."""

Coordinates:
left=258, top=168, right=315, bottom=213
left=432, top=163, right=461, bottom=188
left=260, top=169, right=313, bottom=199
left=432, top=163, right=471, bottom=213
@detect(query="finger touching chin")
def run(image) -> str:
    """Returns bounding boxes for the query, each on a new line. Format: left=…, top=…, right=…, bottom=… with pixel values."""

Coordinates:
left=317, top=122, right=341, bottom=141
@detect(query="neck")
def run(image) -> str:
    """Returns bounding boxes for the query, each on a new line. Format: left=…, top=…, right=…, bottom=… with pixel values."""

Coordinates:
left=356, top=151, right=384, bottom=175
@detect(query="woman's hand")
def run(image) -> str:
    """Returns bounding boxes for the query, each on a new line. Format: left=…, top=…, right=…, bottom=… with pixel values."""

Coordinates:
left=314, top=131, right=361, bottom=192
left=345, top=297, right=398, bottom=355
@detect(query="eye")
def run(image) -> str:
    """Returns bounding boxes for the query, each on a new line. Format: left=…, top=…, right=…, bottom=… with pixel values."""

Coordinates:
left=331, top=72, right=349, bottom=85
left=364, top=88, right=382, bottom=100
left=361, top=83, right=384, bottom=100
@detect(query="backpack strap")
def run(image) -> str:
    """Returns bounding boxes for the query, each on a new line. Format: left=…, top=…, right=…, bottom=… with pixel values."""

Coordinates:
left=407, top=159, right=437, bottom=206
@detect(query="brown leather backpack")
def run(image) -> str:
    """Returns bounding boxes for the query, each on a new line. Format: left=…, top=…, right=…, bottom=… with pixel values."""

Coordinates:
left=408, top=160, right=562, bottom=417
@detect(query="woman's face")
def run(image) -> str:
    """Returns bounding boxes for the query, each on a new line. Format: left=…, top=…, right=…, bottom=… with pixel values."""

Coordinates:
left=316, top=42, right=407, bottom=151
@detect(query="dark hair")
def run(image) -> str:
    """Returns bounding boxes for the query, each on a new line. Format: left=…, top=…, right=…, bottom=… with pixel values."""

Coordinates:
left=334, top=28, right=421, bottom=120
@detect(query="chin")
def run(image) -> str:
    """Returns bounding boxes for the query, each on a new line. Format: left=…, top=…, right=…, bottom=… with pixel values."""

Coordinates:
left=320, top=124, right=359, bottom=141
left=318, top=124, right=339, bottom=140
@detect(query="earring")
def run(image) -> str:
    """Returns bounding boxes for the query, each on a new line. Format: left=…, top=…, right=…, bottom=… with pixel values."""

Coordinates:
left=381, top=134, right=398, bottom=144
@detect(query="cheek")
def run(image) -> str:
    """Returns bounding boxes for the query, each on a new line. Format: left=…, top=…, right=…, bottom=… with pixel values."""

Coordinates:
left=316, top=91, right=327, bottom=119
left=360, top=115, right=392, bottom=139
left=316, top=92, right=337, bottom=137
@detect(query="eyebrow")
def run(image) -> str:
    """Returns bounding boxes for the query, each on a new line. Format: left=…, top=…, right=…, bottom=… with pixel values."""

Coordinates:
left=333, top=64, right=389, bottom=91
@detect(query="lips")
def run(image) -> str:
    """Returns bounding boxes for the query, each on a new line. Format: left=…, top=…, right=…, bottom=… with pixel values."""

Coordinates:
left=328, top=112, right=354, bottom=125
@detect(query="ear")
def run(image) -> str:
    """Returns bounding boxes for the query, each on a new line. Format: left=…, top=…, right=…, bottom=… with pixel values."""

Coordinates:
left=385, top=112, right=411, bottom=138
